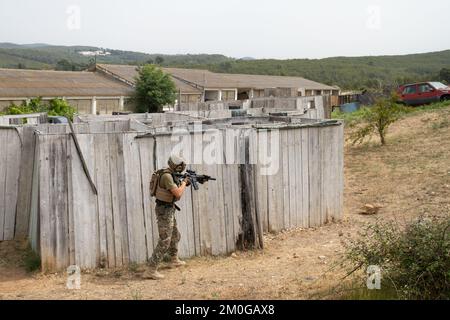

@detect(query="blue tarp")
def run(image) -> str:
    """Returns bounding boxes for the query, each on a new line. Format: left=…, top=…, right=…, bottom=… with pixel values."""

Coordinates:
left=340, top=102, right=360, bottom=113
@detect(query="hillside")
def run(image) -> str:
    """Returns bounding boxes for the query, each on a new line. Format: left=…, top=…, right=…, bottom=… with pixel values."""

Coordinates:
left=0, top=43, right=232, bottom=71
left=1, top=43, right=450, bottom=90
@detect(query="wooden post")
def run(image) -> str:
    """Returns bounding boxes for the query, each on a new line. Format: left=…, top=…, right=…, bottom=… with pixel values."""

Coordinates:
left=68, top=120, right=98, bottom=195
left=237, top=136, right=263, bottom=249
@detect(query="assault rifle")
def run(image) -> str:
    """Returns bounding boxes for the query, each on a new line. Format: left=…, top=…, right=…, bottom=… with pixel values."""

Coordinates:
left=174, top=169, right=216, bottom=190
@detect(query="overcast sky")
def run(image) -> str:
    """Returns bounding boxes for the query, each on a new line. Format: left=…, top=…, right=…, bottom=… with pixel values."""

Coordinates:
left=1, top=0, right=450, bottom=59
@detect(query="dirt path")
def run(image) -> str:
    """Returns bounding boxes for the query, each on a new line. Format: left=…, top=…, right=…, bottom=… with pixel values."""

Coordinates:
left=1, top=107, right=449, bottom=300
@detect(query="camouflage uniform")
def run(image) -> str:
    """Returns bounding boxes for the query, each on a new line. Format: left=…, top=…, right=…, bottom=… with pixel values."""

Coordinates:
left=148, top=171, right=181, bottom=268
left=148, top=203, right=181, bottom=267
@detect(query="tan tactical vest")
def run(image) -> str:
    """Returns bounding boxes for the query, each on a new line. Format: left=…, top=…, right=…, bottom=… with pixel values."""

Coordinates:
left=155, top=169, right=177, bottom=203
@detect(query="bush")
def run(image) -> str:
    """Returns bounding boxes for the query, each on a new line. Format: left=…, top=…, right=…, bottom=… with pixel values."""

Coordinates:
left=344, top=215, right=450, bottom=300
left=349, top=93, right=404, bottom=145
left=47, top=98, right=76, bottom=121
left=2, top=97, right=76, bottom=121
left=22, top=243, right=41, bottom=273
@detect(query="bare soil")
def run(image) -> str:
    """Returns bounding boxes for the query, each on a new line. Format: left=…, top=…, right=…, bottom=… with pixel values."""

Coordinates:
left=1, top=107, right=449, bottom=300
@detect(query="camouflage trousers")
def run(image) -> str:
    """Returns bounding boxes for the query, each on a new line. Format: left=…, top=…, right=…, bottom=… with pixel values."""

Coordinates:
left=149, top=204, right=181, bottom=268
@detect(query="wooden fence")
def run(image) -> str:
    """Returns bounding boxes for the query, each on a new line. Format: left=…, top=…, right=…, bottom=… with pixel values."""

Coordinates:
left=0, top=117, right=344, bottom=271
left=254, top=123, right=343, bottom=232
left=0, top=121, right=132, bottom=241
left=27, top=120, right=343, bottom=271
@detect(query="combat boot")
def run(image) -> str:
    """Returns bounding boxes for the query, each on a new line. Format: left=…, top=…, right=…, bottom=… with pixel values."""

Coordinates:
left=142, top=265, right=165, bottom=280
left=168, top=256, right=186, bottom=268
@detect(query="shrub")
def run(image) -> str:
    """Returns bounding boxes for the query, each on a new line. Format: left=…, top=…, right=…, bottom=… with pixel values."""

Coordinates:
left=344, top=215, right=450, bottom=300
left=47, top=98, right=76, bottom=121
left=2, top=97, right=76, bottom=121
left=349, top=93, right=404, bottom=145
left=22, top=244, right=41, bottom=273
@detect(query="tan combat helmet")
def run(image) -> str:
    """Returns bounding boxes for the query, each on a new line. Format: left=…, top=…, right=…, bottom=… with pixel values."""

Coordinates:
left=168, top=155, right=186, bottom=173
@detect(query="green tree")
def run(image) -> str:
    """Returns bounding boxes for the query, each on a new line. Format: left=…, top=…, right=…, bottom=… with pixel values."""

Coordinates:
left=155, top=56, right=164, bottom=65
left=218, top=61, right=232, bottom=72
left=350, top=93, right=403, bottom=146
left=56, top=59, right=74, bottom=71
left=133, top=64, right=177, bottom=113
left=439, top=68, right=450, bottom=84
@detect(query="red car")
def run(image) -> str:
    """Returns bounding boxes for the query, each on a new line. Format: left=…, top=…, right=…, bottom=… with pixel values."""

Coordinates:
left=397, top=82, right=450, bottom=106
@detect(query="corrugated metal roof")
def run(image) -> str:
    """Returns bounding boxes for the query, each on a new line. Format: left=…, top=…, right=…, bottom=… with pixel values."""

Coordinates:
left=0, top=68, right=134, bottom=98
left=97, top=64, right=339, bottom=91
left=96, top=64, right=202, bottom=94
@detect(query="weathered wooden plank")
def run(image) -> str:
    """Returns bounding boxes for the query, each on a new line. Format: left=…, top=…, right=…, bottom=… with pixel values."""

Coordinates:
left=293, top=128, right=302, bottom=228
left=123, top=133, right=147, bottom=263
left=308, top=127, right=321, bottom=227
left=231, top=163, right=242, bottom=250
left=266, top=129, right=283, bottom=232
left=198, top=181, right=212, bottom=255
left=221, top=164, right=234, bottom=253
left=29, top=133, right=40, bottom=253
left=47, top=124, right=68, bottom=134
left=88, top=122, right=106, bottom=133
left=0, top=130, right=8, bottom=240
left=328, top=126, right=337, bottom=222
left=108, top=133, right=128, bottom=266
left=185, top=181, right=196, bottom=258
left=176, top=180, right=191, bottom=258
left=104, top=122, right=116, bottom=133
left=52, top=135, right=69, bottom=270
left=251, top=129, right=267, bottom=233
left=195, top=134, right=213, bottom=255
left=301, top=128, right=310, bottom=228
left=73, top=123, right=89, bottom=134
left=71, top=134, right=99, bottom=269
left=213, top=147, right=227, bottom=255
left=329, top=125, right=339, bottom=221
left=15, top=126, right=37, bottom=239
left=94, top=134, right=115, bottom=267
left=281, top=129, right=290, bottom=229
left=319, top=127, right=326, bottom=225
left=4, top=129, right=22, bottom=240
left=287, top=129, right=297, bottom=228
left=320, top=126, right=330, bottom=224
left=275, top=130, right=285, bottom=232
left=115, top=120, right=131, bottom=132
left=265, top=130, right=276, bottom=233
left=38, top=134, right=55, bottom=271
left=336, top=124, right=345, bottom=221
left=136, top=137, right=155, bottom=261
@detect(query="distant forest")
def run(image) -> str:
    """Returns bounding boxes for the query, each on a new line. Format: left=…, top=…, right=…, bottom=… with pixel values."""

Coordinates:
left=1, top=43, right=450, bottom=90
